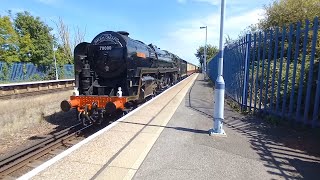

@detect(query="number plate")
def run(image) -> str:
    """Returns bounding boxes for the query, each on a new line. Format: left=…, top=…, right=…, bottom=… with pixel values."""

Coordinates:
left=99, top=46, right=112, bottom=51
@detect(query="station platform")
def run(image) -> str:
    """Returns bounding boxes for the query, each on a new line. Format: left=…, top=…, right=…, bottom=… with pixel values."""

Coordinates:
left=20, top=73, right=320, bottom=180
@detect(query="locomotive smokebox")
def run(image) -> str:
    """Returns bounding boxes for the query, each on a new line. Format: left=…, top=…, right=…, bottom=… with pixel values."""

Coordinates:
left=89, top=31, right=129, bottom=79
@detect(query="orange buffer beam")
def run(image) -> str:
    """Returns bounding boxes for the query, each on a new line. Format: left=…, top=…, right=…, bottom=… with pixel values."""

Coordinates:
left=60, top=96, right=127, bottom=113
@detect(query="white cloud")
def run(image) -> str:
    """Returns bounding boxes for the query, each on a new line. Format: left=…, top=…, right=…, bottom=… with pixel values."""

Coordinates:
left=155, top=8, right=264, bottom=65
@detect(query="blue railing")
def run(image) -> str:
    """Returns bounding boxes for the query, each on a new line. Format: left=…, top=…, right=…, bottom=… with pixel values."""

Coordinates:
left=0, top=62, right=74, bottom=83
left=208, top=17, right=320, bottom=127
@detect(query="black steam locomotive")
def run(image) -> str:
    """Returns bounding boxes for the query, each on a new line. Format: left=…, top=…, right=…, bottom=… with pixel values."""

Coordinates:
left=61, top=31, right=197, bottom=124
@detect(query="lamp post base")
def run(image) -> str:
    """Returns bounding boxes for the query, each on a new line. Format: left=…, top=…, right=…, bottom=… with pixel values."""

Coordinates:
left=211, top=75, right=226, bottom=137
left=209, top=128, right=227, bottom=137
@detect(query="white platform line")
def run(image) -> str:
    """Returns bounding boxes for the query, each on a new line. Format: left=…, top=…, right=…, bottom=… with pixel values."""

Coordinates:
left=18, top=74, right=195, bottom=180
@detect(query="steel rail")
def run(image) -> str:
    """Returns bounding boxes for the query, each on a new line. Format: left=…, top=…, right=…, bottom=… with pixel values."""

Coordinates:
left=0, top=123, right=89, bottom=178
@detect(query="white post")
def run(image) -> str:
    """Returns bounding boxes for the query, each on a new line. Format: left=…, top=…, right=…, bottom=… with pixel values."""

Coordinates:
left=210, top=0, right=226, bottom=136
left=53, top=44, right=58, bottom=80
left=200, top=26, right=208, bottom=78
left=204, top=26, right=207, bottom=74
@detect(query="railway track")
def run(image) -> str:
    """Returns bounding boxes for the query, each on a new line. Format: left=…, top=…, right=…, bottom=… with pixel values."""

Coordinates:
left=0, top=123, right=90, bottom=179
left=0, top=79, right=74, bottom=100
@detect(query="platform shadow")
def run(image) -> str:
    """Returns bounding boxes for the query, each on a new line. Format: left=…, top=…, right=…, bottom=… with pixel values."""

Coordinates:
left=186, top=74, right=320, bottom=180
left=118, top=121, right=208, bottom=135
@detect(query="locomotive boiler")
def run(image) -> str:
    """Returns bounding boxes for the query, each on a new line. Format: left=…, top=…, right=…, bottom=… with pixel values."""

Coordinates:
left=61, top=31, right=196, bottom=124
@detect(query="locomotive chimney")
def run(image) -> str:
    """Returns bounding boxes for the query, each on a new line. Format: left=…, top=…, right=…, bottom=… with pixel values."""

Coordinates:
left=117, top=31, right=129, bottom=36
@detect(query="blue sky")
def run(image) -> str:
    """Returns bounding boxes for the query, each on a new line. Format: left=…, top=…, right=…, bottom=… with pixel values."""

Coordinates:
left=0, top=0, right=273, bottom=65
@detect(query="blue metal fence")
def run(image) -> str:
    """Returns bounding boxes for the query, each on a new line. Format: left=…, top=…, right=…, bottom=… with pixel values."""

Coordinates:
left=0, top=62, right=74, bottom=83
left=208, top=17, right=320, bottom=127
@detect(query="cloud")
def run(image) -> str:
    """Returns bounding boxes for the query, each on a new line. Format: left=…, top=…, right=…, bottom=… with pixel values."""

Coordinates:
left=155, top=8, right=265, bottom=65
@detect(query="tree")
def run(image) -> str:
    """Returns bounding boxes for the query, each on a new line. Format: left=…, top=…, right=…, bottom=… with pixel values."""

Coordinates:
left=195, top=44, right=219, bottom=65
left=54, top=17, right=86, bottom=65
left=258, top=0, right=320, bottom=30
left=54, top=17, right=72, bottom=65
left=0, top=15, right=19, bottom=63
left=14, top=11, right=54, bottom=65
left=18, top=32, right=34, bottom=62
left=255, top=0, right=320, bottom=58
left=72, top=25, right=86, bottom=51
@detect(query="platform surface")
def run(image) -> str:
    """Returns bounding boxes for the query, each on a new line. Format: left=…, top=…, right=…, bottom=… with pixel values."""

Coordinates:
left=21, top=73, right=320, bottom=180
left=133, top=74, right=320, bottom=180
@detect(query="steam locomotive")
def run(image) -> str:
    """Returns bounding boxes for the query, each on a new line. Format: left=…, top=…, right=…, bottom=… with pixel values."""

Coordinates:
left=60, top=31, right=198, bottom=125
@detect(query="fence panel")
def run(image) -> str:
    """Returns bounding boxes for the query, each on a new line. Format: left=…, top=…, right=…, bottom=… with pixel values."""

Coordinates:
left=207, top=16, right=320, bottom=127
left=281, top=24, right=294, bottom=117
left=0, top=61, right=75, bottom=83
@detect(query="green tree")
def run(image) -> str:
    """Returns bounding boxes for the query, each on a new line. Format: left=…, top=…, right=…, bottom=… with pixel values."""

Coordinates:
left=256, top=0, right=320, bottom=57
left=195, top=44, right=219, bottom=64
left=258, top=0, right=320, bottom=30
left=14, top=11, right=54, bottom=65
left=18, top=32, right=34, bottom=62
left=0, top=15, right=19, bottom=63
left=55, top=45, right=71, bottom=65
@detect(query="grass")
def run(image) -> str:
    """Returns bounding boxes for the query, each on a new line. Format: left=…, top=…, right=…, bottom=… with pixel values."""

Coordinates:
left=0, top=90, right=73, bottom=136
left=225, top=97, right=241, bottom=112
left=262, top=114, right=282, bottom=126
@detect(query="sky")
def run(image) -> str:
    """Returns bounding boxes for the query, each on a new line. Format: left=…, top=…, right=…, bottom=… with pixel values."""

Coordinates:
left=0, top=0, right=274, bottom=65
